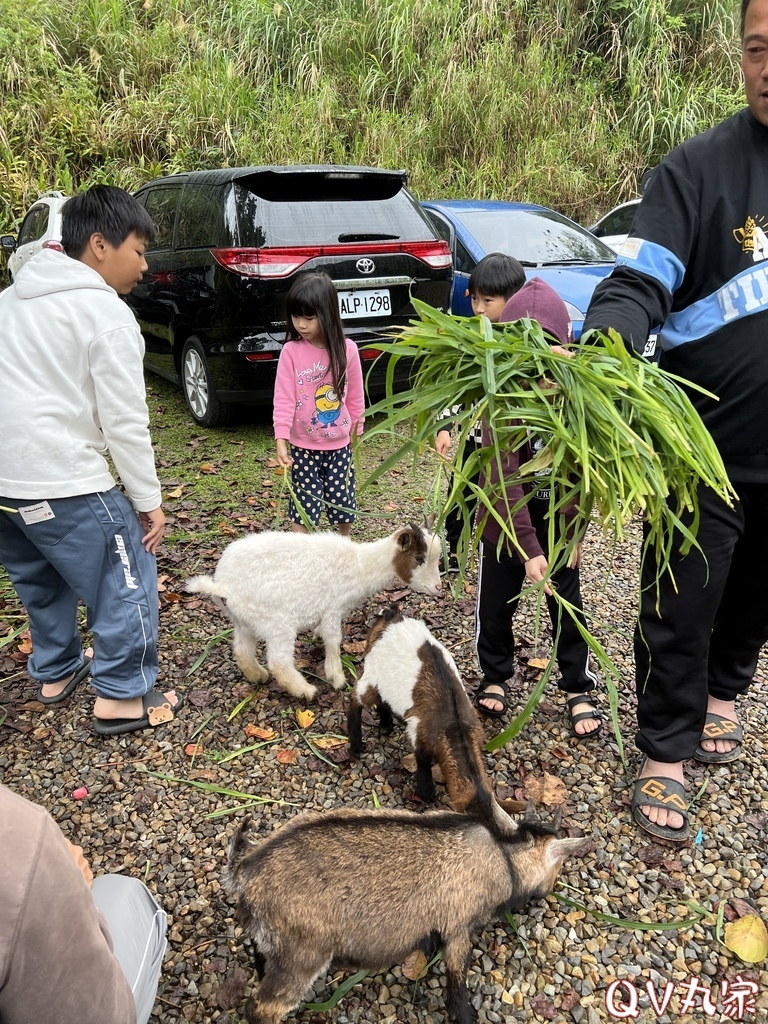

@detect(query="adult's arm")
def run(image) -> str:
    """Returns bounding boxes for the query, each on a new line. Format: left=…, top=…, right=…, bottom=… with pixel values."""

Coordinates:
left=582, top=154, right=699, bottom=352
left=0, top=796, right=136, bottom=1024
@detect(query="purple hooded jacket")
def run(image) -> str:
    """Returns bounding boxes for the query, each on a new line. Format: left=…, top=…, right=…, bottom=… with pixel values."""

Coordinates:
left=479, top=277, right=574, bottom=561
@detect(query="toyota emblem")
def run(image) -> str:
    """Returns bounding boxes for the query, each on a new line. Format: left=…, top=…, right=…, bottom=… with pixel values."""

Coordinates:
left=356, top=258, right=375, bottom=274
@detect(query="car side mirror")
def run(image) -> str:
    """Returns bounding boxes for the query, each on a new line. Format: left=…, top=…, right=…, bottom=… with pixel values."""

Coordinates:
left=0, top=235, right=17, bottom=253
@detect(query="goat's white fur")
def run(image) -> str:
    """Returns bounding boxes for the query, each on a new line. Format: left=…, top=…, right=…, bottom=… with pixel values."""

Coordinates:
left=187, top=527, right=441, bottom=700
left=357, top=616, right=462, bottom=746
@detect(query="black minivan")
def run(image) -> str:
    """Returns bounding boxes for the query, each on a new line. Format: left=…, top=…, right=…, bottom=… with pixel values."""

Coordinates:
left=129, top=166, right=453, bottom=426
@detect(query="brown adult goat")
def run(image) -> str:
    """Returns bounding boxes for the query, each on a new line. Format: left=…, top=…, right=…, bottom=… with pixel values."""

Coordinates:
left=227, top=807, right=591, bottom=1024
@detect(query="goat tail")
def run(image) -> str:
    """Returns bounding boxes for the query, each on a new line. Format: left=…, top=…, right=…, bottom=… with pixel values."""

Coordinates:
left=186, top=574, right=228, bottom=603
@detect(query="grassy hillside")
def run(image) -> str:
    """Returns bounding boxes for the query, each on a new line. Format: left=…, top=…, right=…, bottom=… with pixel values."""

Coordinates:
left=0, top=0, right=742, bottom=234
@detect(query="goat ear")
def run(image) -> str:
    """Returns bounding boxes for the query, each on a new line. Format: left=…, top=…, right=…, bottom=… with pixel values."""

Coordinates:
left=546, top=835, right=594, bottom=866
left=396, top=526, right=414, bottom=550
left=424, top=511, right=437, bottom=530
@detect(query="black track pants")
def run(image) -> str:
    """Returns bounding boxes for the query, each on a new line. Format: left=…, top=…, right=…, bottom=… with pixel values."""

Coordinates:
left=635, top=482, right=768, bottom=761
left=475, top=515, right=597, bottom=693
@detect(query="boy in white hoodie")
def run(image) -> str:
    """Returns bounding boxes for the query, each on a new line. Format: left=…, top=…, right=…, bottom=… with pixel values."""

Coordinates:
left=0, top=185, right=182, bottom=735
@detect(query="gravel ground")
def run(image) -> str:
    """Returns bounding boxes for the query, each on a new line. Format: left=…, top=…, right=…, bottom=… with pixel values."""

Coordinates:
left=2, top=449, right=768, bottom=1024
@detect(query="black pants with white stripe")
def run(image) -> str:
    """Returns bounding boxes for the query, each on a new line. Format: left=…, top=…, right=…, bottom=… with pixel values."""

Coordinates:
left=475, top=507, right=597, bottom=693
left=635, top=481, right=768, bottom=762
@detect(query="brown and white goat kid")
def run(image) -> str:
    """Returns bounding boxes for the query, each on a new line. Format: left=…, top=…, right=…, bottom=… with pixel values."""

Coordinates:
left=227, top=807, right=592, bottom=1024
left=186, top=524, right=441, bottom=701
left=347, top=606, right=524, bottom=831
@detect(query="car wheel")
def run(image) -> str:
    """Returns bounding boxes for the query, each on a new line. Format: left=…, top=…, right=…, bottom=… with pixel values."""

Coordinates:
left=181, top=337, right=233, bottom=427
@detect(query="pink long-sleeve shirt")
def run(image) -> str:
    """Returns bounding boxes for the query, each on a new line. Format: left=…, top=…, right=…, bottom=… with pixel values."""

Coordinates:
left=273, top=338, right=365, bottom=450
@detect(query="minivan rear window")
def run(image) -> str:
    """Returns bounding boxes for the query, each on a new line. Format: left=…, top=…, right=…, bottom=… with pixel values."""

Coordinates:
left=231, top=175, right=436, bottom=248
left=176, top=183, right=230, bottom=248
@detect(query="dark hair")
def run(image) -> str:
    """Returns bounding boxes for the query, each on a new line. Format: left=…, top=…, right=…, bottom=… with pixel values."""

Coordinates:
left=468, top=253, right=526, bottom=300
left=285, top=272, right=347, bottom=392
left=61, top=185, right=155, bottom=258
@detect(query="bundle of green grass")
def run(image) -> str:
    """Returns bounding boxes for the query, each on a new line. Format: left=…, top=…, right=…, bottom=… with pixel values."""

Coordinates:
left=362, top=299, right=735, bottom=581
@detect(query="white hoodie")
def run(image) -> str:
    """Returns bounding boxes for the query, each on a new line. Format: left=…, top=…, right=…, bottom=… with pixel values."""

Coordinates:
left=0, top=249, right=161, bottom=511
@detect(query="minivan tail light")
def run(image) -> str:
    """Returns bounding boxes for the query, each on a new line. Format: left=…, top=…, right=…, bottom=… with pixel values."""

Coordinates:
left=42, top=240, right=64, bottom=253
left=211, top=240, right=452, bottom=279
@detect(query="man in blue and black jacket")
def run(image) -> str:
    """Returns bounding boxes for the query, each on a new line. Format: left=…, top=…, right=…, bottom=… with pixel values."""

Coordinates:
left=582, top=0, right=768, bottom=842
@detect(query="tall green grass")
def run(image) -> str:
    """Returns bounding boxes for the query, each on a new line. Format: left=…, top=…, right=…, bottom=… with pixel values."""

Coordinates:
left=0, top=0, right=743, bottom=234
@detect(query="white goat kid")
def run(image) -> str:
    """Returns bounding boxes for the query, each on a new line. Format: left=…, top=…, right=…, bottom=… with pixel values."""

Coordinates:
left=186, top=522, right=442, bottom=700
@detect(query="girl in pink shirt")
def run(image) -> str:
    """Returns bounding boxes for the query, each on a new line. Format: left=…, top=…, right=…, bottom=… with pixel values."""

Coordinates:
left=274, top=272, right=365, bottom=534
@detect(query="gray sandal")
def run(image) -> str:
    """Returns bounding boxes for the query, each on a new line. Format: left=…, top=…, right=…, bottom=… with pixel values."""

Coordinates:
left=631, top=772, right=690, bottom=843
left=693, top=713, right=743, bottom=764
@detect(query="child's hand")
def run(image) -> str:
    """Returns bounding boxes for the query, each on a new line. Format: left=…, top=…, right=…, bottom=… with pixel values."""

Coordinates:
left=435, top=429, right=452, bottom=457
left=276, top=439, right=293, bottom=468
left=138, top=507, right=166, bottom=554
left=524, top=554, right=553, bottom=595
left=67, top=842, right=94, bottom=887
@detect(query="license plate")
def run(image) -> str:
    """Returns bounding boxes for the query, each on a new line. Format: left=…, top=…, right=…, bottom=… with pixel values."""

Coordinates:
left=337, top=288, right=391, bottom=319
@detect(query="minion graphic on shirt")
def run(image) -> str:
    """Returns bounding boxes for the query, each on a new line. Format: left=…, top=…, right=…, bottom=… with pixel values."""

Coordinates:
left=314, top=383, right=341, bottom=426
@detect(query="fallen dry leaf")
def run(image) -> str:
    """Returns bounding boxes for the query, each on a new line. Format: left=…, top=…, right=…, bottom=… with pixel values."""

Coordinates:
left=549, top=746, right=571, bottom=760
left=276, top=748, right=299, bottom=765
left=17, top=638, right=33, bottom=655
left=199, top=463, right=217, bottom=474
left=185, top=743, right=204, bottom=757
left=311, top=736, right=346, bottom=750
left=723, top=913, right=768, bottom=963
left=216, top=968, right=248, bottom=1010
left=166, top=486, right=183, bottom=498
left=342, top=640, right=366, bottom=654
left=244, top=724, right=277, bottom=741
left=527, top=657, right=550, bottom=671
left=400, top=950, right=429, bottom=981
left=162, top=592, right=184, bottom=603
left=730, top=897, right=760, bottom=918
left=296, top=709, right=315, bottom=729
left=523, top=771, right=567, bottom=808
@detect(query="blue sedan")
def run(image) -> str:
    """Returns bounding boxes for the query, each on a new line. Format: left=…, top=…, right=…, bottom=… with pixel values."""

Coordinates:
left=421, top=200, right=616, bottom=339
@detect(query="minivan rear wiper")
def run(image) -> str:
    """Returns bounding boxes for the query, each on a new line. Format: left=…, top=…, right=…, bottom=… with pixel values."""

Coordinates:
left=337, top=232, right=400, bottom=242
